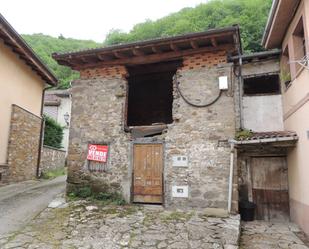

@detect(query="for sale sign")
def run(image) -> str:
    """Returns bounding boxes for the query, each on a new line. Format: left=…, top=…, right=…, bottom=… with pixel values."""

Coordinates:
left=87, top=144, right=108, bottom=163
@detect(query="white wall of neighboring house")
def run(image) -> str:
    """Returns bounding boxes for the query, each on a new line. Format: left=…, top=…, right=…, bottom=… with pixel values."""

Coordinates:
left=56, top=96, right=71, bottom=152
left=43, top=90, right=71, bottom=152
left=243, top=95, right=284, bottom=132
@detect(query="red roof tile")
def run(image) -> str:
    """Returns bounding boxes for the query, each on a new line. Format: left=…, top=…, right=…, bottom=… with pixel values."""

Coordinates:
left=238, top=131, right=298, bottom=141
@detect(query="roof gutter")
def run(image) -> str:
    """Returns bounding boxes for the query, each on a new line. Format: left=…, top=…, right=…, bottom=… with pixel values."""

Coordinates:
left=261, top=0, right=279, bottom=47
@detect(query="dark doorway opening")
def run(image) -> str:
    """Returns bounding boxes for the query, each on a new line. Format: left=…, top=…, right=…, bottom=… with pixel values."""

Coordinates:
left=126, top=61, right=181, bottom=127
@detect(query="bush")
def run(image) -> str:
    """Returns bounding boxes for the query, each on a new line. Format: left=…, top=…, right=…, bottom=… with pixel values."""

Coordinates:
left=68, top=186, right=126, bottom=205
left=41, top=167, right=66, bottom=179
left=43, top=115, right=64, bottom=149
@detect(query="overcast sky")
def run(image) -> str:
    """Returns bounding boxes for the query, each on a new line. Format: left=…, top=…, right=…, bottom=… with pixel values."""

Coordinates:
left=2, top=0, right=208, bottom=42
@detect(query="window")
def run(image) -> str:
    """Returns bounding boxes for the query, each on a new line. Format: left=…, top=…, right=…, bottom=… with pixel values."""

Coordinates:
left=281, top=46, right=291, bottom=88
left=243, top=75, right=280, bottom=95
left=126, top=61, right=181, bottom=126
left=292, top=17, right=307, bottom=72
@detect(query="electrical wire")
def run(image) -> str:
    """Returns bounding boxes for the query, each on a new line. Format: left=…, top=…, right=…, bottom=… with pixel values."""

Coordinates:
left=175, top=78, right=222, bottom=108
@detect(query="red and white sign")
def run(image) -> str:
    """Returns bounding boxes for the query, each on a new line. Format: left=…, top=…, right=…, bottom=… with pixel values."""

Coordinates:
left=87, top=144, right=108, bottom=163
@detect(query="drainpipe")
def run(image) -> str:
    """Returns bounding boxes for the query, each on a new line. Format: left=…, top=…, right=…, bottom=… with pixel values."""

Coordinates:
left=36, top=85, right=53, bottom=177
left=228, top=142, right=235, bottom=213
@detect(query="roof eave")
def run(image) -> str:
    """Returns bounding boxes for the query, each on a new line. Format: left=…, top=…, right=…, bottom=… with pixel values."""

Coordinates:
left=0, top=13, right=58, bottom=86
left=53, top=25, right=241, bottom=69
left=261, top=0, right=279, bottom=48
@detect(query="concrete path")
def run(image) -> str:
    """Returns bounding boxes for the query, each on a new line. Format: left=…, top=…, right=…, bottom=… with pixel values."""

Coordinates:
left=0, top=175, right=66, bottom=237
left=240, top=221, right=309, bottom=249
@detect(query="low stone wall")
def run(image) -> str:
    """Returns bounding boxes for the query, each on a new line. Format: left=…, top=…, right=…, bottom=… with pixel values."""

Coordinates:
left=5, top=105, right=42, bottom=183
left=40, top=145, right=66, bottom=174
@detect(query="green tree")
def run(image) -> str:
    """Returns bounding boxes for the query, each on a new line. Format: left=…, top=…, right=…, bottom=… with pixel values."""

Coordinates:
left=23, top=34, right=102, bottom=89
left=104, top=0, right=272, bottom=52
left=43, top=115, right=64, bottom=149
left=22, top=0, right=272, bottom=89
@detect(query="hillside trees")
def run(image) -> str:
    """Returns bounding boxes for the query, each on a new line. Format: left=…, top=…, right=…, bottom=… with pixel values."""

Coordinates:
left=104, top=0, right=272, bottom=52
left=23, top=0, right=272, bottom=89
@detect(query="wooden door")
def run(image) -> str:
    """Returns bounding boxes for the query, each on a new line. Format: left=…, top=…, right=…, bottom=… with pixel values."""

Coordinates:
left=251, top=157, right=289, bottom=221
left=133, top=144, right=163, bottom=203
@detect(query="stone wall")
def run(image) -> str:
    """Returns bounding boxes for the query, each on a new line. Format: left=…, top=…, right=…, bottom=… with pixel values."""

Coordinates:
left=40, top=145, right=66, bottom=175
left=4, top=105, right=41, bottom=183
left=67, top=69, right=132, bottom=200
left=67, top=51, right=238, bottom=209
left=163, top=61, right=235, bottom=209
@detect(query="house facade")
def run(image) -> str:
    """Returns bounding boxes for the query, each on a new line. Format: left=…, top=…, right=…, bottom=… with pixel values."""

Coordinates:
left=53, top=27, right=242, bottom=210
left=230, top=51, right=298, bottom=221
left=43, top=89, right=72, bottom=152
left=262, top=0, right=309, bottom=235
left=0, top=14, right=57, bottom=183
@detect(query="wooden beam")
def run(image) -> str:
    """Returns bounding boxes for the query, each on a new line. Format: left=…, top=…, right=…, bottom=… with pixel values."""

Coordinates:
left=190, top=41, right=199, bottom=49
left=211, top=38, right=218, bottom=47
left=132, top=48, right=144, bottom=56
left=80, top=57, right=87, bottom=63
left=97, top=54, right=113, bottom=61
left=74, top=44, right=233, bottom=70
left=170, top=43, right=179, bottom=51
left=151, top=46, right=162, bottom=54
left=114, top=51, right=127, bottom=59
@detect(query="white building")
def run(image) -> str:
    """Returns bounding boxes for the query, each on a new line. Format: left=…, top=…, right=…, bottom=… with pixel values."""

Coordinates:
left=43, top=89, right=71, bottom=152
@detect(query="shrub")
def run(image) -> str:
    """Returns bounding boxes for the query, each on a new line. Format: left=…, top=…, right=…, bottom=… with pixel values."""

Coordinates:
left=68, top=186, right=126, bottom=205
left=43, top=115, right=64, bottom=148
left=235, top=129, right=253, bottom=140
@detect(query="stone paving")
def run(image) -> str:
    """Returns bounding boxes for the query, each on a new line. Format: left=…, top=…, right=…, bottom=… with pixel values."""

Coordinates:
left=0, top=199, right=240, bottom=249
left=240, top=221, right=309, bottom=249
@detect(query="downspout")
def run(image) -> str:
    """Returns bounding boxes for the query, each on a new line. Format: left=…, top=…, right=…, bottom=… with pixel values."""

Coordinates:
left=236, top=28, right=243, bottom=129
left=228, top=142, right=235, bottom=213
left=36, top=85, right=53, bottom=177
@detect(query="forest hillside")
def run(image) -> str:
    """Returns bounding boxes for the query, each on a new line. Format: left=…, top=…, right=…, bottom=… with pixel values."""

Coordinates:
left=23, top=0, right=272, bottom=89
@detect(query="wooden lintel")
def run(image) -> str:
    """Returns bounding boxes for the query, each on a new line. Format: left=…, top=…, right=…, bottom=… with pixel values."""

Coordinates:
left=151, top=46, right=162, bottom=54
left=170, top=43, right=179, bottom=51
left=132, top=48, right=144, bottom=56
left=114, top=51, right=127, bottom=59
left=97, top=54, right=112, bottom=61
left=211, top=38, right=218, bottom=47
left=75, top=44, right=233, bottom=70
left=190, top=41, right=199, bottom=49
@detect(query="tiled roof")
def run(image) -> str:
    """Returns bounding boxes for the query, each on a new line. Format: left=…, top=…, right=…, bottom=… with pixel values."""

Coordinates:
left=44, top=94, right=61, bottom=106
left=237, top=131, right=298, bottom=141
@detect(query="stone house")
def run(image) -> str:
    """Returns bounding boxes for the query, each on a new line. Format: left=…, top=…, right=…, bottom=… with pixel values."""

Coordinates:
left=44, top=89, right=72, bottom=152
left=0, top=14, right=57, bottom=183
left=262, top=0, right=309, bottom=236
left=53, top=26, right=242, bottom=211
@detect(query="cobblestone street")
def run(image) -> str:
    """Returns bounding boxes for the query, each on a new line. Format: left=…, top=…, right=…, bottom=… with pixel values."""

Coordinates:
left=240, top=221, right=309, bottom=249
left=0, top=199, right=240, bottom=249
left=2, top=197, right=309, bottom=249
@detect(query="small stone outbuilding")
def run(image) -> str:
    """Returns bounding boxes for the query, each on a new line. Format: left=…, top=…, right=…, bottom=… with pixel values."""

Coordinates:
left=53, top=27, right=242, bottom=210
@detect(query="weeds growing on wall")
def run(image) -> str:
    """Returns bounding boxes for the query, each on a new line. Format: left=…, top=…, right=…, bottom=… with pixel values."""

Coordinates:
left=68, top=186, right=126, bottom=205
